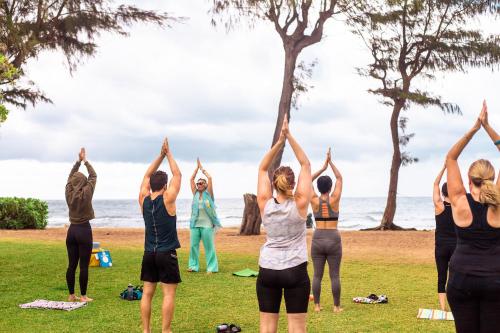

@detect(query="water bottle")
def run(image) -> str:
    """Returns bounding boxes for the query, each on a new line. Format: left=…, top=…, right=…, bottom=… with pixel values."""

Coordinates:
left=127, top=284, right=134, bottom=300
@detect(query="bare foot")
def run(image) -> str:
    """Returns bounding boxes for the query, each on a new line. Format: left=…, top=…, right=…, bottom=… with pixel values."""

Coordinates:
left=206, top=271, right=213, bottom=275
left=68, top=295, right=78, bottom=302
left=314, top=304, right=322, bottom=312
left=187, top=268, right=196, bottom=272
left=80, top=296, right=93, bottom=302
left=333, top=306, right=343, bottom=313
left=309, top=294, right=314, bottom=302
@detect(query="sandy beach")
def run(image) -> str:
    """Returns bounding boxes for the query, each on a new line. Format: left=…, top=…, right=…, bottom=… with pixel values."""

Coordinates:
left=0, top=228, right=436, bottom=264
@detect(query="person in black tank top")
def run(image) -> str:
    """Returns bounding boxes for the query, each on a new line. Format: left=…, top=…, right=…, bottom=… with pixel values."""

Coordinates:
left=138, top=138, right=182, bottom=333
left=433, top=164, right=457, bottom=311
left=445, top=101, right=500, bottom=333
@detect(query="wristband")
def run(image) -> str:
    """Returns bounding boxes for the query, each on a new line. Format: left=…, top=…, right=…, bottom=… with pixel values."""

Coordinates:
left=495, top=140, right=500, bottom=146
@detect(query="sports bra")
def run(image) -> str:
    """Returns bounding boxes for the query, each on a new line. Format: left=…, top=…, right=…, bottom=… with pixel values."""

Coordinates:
left=314, top=197, right=339, bottom=221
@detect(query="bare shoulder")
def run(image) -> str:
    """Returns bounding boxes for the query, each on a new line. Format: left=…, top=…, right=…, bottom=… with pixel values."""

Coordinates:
left=452, top=196, right=473, bottom=228
left=487, top=207, right=500, bottom=228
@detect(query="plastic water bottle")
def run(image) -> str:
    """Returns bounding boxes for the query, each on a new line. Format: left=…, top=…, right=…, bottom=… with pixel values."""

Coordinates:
left=127, top=284, right=134, bottom=300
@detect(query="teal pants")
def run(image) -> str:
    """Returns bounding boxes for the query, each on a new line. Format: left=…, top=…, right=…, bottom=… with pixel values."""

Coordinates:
left=188, top=227, right=219, bottom=272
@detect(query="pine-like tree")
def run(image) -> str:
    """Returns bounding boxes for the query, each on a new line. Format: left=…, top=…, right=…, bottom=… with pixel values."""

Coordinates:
left=211, top=0, right=347, bottom=234
left=0, top=0, right=173, bottom=114
left=349, top=0, right=500, bottom=230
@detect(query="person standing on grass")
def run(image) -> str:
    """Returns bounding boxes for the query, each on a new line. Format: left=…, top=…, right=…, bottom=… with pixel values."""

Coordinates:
left=433, top=164, right=456, bottom=311
left=256, top=116, right=312, bottom=333
left=65, top=147, right=96, bottom=303
left=139, top=138, right=182, bottom=333
left=188, top=158, right=221, bottom=273
left=446, top=101, right=500, bottom=333
left=310, top=147, right=343, bottom=313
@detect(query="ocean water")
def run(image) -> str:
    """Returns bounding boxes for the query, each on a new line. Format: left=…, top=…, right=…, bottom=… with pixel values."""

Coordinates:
left=47, top=197, right=436, bottom=230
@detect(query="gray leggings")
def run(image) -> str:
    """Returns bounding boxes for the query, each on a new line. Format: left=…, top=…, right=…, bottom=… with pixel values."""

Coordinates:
left=311, top=229, right=342, bottom=306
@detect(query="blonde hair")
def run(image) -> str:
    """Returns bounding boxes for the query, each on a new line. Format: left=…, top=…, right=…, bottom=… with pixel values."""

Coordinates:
left=273, top=166, right=295, bottom=199
left=469, top=159, right=500, bottom=207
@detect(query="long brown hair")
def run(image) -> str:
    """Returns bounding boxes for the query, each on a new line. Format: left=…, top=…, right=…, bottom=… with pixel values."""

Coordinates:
left=469, top=159, right=500, bottom=207
left=273, top=166, right=295, bottom=199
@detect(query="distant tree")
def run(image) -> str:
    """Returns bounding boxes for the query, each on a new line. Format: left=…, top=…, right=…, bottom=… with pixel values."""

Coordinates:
left=350, top=0, right=500, bottom=230
left=0, top=51, right=19, bottom=123
left=0, top=0, right=174, bottom=116
left=211, top=0, right=347, bottom=234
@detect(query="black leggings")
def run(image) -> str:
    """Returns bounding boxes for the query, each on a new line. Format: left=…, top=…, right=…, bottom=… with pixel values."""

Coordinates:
left=66, top=222, right=93, bottom=295
left=447, top=271, right=500, bottom=333
left=256, top=262, right=310, bottom=314
left=435, top=243, right=455, bottom=293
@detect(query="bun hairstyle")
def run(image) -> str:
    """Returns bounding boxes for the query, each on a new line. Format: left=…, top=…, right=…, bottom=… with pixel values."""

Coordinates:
left=273, top=166, right=295, bottom=199
left=469, top=159, right=500, bottom=208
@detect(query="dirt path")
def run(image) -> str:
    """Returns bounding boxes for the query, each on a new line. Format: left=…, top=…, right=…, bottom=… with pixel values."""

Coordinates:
left=0, top=228, right=436, bottom=264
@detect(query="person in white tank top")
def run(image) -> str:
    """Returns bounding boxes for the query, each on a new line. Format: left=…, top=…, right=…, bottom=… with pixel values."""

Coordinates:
left=256, top=116, right=312, bottom=333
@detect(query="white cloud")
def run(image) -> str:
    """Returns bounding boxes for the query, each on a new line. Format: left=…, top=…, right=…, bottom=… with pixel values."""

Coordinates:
left=0, top=1, right=499, bottom=198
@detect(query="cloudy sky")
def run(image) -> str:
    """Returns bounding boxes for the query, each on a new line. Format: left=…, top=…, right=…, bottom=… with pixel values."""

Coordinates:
left=1, top=1, right=499, bottom=200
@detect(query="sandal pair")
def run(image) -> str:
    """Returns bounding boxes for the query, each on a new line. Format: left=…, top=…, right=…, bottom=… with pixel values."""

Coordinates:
left=216, top=323, right=241, bottom=332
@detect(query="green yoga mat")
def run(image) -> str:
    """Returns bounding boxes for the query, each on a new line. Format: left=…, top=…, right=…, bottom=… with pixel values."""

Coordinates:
left=233, top=268, right=259, bottom=277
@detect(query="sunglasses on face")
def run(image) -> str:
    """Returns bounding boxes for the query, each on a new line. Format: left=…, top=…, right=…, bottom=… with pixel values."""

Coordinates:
left=196, top=182, right=206, bottom=186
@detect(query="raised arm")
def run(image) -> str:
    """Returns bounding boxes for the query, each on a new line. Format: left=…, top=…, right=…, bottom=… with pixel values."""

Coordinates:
left=81, top=148, right=97, bottom=201
left=257, top=122, right=287, bottom=213
left=433, top=164, right=446, bottom=213
left=163, top=139, right=182, bottom=206
left=329, top=159, right=343, bottom=206
left=67, top=161, right=81, bottom=183
left=190, top=159, right=200, bottom=195
left=287, top=129, right=312, bottom=217
left=66, top=148, right=85, bottom=183
left=139, top=142, right=166, bottom=207
left=312, top=151, right=329, bottom=181
left=446, top=117, right=481, bottom=206
left=480, top=100, right=500, bottom=152
left=201, top=166, right=214, bottom=199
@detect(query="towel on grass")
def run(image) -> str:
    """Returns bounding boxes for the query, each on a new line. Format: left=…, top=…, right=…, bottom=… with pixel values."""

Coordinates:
left=417, top=308, right=454, bottom=321
left=353, top=294, right=388, bottom=304
left=233, top=268, right=259, bottom=277
left=19, top=299, right=87, bottom=311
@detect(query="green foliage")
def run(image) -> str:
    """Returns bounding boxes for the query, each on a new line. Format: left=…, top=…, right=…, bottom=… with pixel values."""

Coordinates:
left=0, top=1, right=173, bottom=110
left=351, top=0, right=500, bottom=157
left=0, top=53, right=19, bottom=123
left=0, top=198, right=48, bottom=229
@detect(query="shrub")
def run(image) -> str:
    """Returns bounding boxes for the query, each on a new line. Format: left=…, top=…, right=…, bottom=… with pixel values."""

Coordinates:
left=0, top=197, right=48, bottom=229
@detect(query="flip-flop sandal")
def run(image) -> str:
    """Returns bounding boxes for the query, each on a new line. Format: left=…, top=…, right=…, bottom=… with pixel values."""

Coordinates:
left=229, top=324, right=242, bottom=332
left=216, top=323, right=230, bottom=332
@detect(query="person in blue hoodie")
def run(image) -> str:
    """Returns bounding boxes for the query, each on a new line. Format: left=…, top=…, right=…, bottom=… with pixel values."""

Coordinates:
left=188, top=158, right=222, bottom=273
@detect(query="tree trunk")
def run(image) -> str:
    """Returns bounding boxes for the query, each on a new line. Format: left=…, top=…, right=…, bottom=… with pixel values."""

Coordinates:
left=268, top=48, right=299, bottom=179
left=365, top=101, right=405, bottom=231
left=240, top=49, right=299, bottom=236
left=240, top=193, right=262, bottom=235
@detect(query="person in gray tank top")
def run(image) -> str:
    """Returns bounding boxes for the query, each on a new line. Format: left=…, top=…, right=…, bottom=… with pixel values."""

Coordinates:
left=310, top=147, right=343, bottom=313
left=256, top=116, right=312, bottom=333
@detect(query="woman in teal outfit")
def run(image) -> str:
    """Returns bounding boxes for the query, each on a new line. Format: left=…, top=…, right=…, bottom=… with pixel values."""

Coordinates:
left=188, top=158, right=222, bottom=273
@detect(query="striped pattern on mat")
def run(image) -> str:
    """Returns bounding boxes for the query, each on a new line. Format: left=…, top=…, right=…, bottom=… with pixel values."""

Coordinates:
left=417, top=308, right=454, bottom=321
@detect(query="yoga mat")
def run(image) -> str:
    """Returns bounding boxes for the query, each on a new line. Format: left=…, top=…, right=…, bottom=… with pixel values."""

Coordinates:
left=233, top=268, right=259, bottom=277
left=19, top=299, right=87, bottom=311
left=417, top=308, right=454, bottom=321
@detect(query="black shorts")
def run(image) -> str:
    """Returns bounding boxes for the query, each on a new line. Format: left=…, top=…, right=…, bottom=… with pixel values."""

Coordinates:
left=256, top=262, right=310, bottom=314
left=140, top=250, right=181, bottom=284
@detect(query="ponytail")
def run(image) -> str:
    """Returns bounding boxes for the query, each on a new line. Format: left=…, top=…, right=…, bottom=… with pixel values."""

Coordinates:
left=273, top=166, right=295, bottom=199
left=469, top=159, right=500, bottom=208
left=479, top=179, right=500, bottom=208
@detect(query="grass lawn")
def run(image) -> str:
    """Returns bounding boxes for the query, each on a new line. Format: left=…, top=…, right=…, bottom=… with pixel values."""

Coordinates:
left=0, top=240, right=455, bottom=332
